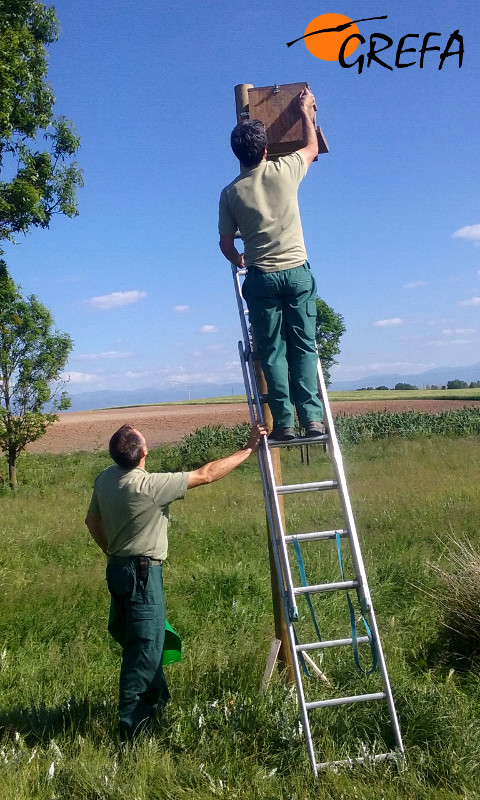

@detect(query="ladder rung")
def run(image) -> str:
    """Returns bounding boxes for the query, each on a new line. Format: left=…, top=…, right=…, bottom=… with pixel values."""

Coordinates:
left=316, top=752, right=397, bottom=770
left=284, top=529, right=348, bottom=543
left=268, top=434, right=328, bottom=448
left=277, top=480, right=337, bottom=495
left=296, top=636, right=371, bottom=652
left=294, top=580, right=358, bottom=595
left=306, top=692, right=386, bottom=711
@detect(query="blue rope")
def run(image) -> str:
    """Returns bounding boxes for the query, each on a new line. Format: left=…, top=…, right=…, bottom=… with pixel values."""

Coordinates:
left=335, top=533, right=377, bottom=675
left=292, top=536, right=323, bottom=648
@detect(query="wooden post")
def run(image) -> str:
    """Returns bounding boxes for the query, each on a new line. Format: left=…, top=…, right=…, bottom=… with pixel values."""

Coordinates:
left=233, top=84, right=295, bottom=683
left=234, top=83, right=253, bottom=123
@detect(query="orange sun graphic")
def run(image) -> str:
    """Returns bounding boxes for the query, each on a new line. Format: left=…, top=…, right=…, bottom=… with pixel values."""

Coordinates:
left=304, top=12, right=360, bottom=61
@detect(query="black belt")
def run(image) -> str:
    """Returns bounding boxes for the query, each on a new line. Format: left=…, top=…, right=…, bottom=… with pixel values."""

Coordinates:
left=108, top=554, right=162, bottom=565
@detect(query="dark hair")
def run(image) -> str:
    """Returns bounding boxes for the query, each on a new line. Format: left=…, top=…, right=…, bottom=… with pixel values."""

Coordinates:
left=230, top=119, right=267, bottom=167
left=109, top=424, right=144, bottom=470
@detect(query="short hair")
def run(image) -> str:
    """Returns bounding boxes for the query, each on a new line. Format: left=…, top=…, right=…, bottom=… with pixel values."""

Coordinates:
left=230, top=120, right=267, bottom=167
left=109, top=424, right=144, bottom=470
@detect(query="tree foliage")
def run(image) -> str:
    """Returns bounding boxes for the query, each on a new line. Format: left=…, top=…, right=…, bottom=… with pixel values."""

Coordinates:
left=0, top=0, right=83, bottom=251
left=394, top=382, right=418, bottom=391
left=0, top=262, right=72, bottom=488
left=447, top=379, right=468, bottom=389
left=315, top=297, right=346, bottom=386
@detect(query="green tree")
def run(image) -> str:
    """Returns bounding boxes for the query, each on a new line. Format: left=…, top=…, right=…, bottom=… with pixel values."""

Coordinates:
left=315, top=298, right=346, bottom=386
left=447, top=380, right=468, bottom=389
left=394, top=382, right=418, bottom=390
left=0, top=0, right=82, bottom=251
left=0, top=263, right=72, bottom=489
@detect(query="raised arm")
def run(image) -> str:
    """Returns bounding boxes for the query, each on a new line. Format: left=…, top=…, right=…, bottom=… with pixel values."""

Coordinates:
left=187, top=423, right=266, bottom=488
left=297, top=86, right=319, bottom=168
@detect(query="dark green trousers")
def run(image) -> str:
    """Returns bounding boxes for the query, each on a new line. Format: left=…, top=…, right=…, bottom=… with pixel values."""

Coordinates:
left=106, top=559, right=169, bottom=739
left=242, top=262, right=324, bottom=429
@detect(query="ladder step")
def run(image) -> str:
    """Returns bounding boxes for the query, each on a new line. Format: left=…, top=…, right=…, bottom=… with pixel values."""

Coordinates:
left=316, top=752, right=397, bottom=770
left=306, top=692, right=386, bottom=711
left=294, top=579, right=358, bottom=595
left=268, top=434, right=329, bottom=448
left=296, top=636, right=371, bottom=652
left=277, top=479, right=337, bottom=495
left=284, top=529, right=348, bottom=543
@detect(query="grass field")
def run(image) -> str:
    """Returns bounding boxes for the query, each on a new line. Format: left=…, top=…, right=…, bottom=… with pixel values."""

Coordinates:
left=1, top=431, right=480, bottom=798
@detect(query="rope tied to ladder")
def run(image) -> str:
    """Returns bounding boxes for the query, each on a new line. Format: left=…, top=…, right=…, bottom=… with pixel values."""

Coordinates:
left=292, top=536, right=323, bottom=676
left=335, top=532, right=377, bottom=675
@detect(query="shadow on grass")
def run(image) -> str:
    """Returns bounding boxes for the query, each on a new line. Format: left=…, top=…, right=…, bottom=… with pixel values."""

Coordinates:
left=0, top=694, right=117, bottom=745
left=407, top=627, right=480, bottom=677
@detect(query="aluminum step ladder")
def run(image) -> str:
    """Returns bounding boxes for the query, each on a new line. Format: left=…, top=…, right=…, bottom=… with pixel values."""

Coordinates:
left=231, top=263, right=404, bottom=774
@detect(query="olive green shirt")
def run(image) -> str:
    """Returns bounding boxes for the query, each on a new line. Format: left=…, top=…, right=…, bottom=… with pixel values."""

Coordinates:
left=218, top=151, right=308, bottom=272
left=88, top=465, right=189, bottom=561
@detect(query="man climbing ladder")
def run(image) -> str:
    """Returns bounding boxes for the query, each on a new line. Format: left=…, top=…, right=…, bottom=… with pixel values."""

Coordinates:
left=218, top=86, right=324, bottom=442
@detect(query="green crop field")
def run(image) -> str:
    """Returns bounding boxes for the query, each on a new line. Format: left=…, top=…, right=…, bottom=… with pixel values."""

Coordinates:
left=1, top=419, right=480, bottom=799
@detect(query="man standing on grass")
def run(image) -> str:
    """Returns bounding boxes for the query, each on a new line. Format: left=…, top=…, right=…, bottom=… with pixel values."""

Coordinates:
left=218, top=86, right=324, bottom=442
left=85, top=421, right=266, bottom=744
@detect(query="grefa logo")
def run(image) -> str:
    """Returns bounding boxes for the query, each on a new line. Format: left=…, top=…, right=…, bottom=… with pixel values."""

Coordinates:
left=287, top=13, right=464, bottom=73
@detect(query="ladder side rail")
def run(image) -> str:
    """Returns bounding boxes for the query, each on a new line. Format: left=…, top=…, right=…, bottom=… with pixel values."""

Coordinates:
left=237, top=339, right=298, bottom=621
left=233, top=266, right=300, bottom=622
left=285, top=608, right=319, bottom=776
left=316, top=359, right=373, bottom=611
left=259, top=443, right=299, bottom=621
left=232, top=265, right=252, bottom=358
left=317, top=360, right=404, bottom=754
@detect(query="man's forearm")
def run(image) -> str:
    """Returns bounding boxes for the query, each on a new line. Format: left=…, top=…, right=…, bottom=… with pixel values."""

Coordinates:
left=219, top=235, right=244, bottom=268
left=301, top=109, right=317, bottom=150
left=188, top=445, right=253, bottom=488
left=187, top=423, right=266, bottom=488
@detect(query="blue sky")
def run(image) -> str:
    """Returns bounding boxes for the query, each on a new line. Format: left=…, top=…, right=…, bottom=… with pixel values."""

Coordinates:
left=4, top=0, right=480, bottom=394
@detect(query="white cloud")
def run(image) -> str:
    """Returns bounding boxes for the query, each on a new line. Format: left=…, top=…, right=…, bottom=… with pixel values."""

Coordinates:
left=460, top=297, right=480, bottom=307
left=404, top=281, right=427, bottom=289
left=173, top=305, right=190, bottom=313
left=428, top=339, right=471, bottom=346
left=62, top=371, right=98, bottom=384
left=75, top=351, right=132, bottom=361
left=453, top=224, right=480, bottom=242
left=442, top=328, right=475, bottom=336
left=87, top=290, right=147, bottom=310
left=199, top=324, right=219, bottom=334
left=373, top=317, right=403, bottom=328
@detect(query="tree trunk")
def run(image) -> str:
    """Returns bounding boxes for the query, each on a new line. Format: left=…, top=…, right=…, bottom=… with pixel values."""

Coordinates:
left=8, top=448, right=17, bottom=491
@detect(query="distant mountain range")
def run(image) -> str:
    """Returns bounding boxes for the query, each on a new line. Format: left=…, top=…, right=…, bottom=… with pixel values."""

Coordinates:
left=67, top=383, right=248, bottom=412
left=66, top=363, right=480, bottom=412
left=329, top=362, right=480, bottom=391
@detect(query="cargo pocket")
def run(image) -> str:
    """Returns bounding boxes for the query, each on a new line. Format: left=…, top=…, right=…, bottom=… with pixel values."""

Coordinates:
left=305, top=300, right=317, bottom=338
left=126, top=603, right=157, bottom=643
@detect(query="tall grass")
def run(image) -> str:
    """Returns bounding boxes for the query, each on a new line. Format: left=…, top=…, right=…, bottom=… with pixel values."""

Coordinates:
left=1, top=431, right=480, bottom=797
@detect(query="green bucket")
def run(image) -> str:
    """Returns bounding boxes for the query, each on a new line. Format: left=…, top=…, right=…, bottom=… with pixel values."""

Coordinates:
left=108, top=599, right=182, bottom=665
left=163, top=619, right=182, bottom=665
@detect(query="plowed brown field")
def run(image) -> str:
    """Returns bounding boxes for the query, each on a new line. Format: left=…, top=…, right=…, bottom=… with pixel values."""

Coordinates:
left=26, top=399, right=480, bottom=454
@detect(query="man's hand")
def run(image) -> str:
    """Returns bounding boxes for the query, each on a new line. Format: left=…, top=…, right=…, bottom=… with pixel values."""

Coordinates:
left=298, top=86, right=316, bottom=117
left=245, top=422, right=268, bottom=453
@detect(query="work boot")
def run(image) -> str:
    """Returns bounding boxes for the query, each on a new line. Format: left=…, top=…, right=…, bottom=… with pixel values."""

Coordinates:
left=268, top=427, right=296, bottom=442
left=304, top=422, right=326, bottom=438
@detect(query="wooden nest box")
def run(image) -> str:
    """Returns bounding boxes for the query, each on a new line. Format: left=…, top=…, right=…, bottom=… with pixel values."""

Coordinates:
left=234, top=82, right=328, bottom=160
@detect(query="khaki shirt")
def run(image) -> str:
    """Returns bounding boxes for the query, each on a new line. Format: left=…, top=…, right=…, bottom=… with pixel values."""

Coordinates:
left=88, top=465, right=189, bottom=561
left=218, top=151, right=308, bottom=272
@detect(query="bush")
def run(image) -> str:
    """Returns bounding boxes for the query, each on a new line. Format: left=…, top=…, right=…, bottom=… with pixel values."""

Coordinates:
left=429, top=536, right=480, bottom=659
